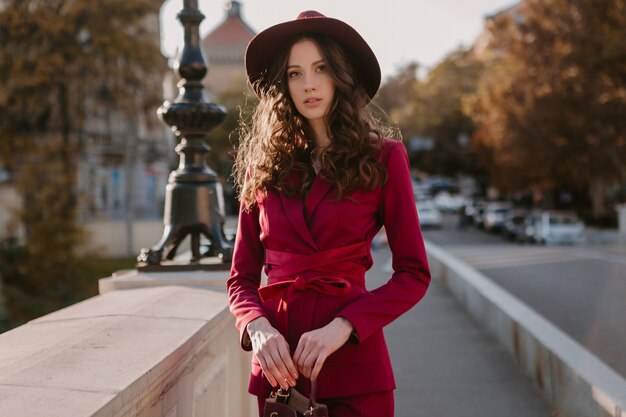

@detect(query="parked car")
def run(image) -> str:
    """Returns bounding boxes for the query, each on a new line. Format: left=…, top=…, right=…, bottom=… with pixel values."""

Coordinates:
left=423, top=176, right=460, bottom=196
left=527, top=211, right=585, bottom=245
left=471, top=200, right=488, bottom=228
left=501, top=209, right=529, bottom=242
left=413, top=181, right=431, bottom=201
left=482, top=202, right=512, bottom=232
left=416, top=200, right=442, bottom=229
left=433, top=191, right=465, bottom=213
left=462, top=198, right=480, bottom=225
left=520, top=212, right=541, bottom=243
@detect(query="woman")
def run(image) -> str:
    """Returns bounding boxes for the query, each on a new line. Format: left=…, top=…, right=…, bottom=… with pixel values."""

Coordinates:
left=227, top=11, right=431, bottom=417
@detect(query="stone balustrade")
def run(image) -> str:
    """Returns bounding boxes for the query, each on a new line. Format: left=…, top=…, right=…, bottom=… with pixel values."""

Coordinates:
left=426, top=242, right=626, bottom=417
left=0, top=278, right=255, bottom=417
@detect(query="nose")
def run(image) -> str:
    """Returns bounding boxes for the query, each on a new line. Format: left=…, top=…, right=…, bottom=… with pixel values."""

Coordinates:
left=304, top=73, right=316, bottom=92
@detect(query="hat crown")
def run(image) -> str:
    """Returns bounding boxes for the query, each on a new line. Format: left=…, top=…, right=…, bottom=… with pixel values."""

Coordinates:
left=296, top=10, right=325, bottom=20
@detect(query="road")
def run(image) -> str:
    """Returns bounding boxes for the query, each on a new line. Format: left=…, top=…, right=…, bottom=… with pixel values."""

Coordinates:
left=421, top=214, right=626, bottom=379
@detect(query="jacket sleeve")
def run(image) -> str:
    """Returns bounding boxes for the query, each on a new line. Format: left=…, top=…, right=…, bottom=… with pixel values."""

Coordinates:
left=226, top=200, right=267, bottom=351
left=337, top=140, right=431, bottom=343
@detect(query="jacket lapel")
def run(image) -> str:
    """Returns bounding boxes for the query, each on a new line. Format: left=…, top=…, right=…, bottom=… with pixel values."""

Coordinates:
left=278, top=172, right=319, bottom=251
left=304, top=175, right=334, bottom=223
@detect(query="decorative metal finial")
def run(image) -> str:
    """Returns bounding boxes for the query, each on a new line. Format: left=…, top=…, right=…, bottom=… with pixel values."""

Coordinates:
left=137, top=0, right=232, bottom=270
left=227, top=1, right=242, bottom=18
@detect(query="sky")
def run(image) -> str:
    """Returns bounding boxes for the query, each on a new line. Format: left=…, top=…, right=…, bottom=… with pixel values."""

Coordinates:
left=160, top=0, right=517, bottom=81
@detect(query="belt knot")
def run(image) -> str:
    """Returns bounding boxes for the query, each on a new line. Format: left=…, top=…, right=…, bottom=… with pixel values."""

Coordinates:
left=293, top=276, right=308, bottom=291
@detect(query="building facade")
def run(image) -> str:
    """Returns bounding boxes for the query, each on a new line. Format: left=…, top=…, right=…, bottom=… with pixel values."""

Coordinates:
left=472, top=2, right=523, bottom=60
left=77, top=11, right=171, bottom=222
left=201, top=1, right=255, bottom=98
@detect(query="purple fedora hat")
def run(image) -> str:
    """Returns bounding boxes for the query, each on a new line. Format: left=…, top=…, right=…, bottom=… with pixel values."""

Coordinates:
left=245, top=10, right=381, bottom=100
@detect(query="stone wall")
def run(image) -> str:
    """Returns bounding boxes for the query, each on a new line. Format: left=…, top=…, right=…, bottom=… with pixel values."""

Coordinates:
left=0, top=285, right=255, bottom=417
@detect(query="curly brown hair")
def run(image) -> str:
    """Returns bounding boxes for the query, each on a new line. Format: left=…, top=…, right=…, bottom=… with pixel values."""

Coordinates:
left=233, top=34, right=398, bottom=209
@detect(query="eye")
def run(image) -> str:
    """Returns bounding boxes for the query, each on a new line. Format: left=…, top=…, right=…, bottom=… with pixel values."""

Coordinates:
left=287, top=70, right=301, bottom=79
left=316, top=64, right=327, bottom=72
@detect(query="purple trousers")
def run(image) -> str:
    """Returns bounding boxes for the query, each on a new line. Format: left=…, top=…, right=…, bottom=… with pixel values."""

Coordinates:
left=257, top=390, right=394, bottom=417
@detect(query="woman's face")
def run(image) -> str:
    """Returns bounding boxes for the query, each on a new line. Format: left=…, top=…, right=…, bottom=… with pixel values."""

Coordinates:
left=287, top=38, right=336, bottom=128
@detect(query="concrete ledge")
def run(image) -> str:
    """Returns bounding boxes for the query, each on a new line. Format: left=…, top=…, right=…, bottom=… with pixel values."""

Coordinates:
left=99, top=270, right=232, bottom=294
left=0, top=286, right=254, bottom=417
left=426, top=241, right=626, bottom=417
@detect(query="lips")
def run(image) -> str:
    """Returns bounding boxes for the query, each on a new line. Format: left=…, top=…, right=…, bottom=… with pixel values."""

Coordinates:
left=303, top=97, right=322, bottom=107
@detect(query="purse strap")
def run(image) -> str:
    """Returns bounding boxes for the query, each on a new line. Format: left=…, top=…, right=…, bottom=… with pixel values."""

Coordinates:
left=309, top=379, right=318, bottom=406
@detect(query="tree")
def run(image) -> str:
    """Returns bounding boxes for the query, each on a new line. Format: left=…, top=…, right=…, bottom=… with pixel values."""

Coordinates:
left=0, top=0, right=167, bottom=326
left=409, top=49, right=485, bottom=177
left=375, top=62, right=420, bottom=139
left=467, top=0, right=626, bottom=216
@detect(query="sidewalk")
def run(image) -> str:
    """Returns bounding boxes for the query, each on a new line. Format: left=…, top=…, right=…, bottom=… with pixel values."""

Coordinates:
left=226, top=214, right=556, bottom=415
left=370, top=248, right=556, bottom=417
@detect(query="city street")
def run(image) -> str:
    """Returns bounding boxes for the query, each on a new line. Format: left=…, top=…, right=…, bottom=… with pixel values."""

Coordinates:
left=421, top=214, right=626, bottom=379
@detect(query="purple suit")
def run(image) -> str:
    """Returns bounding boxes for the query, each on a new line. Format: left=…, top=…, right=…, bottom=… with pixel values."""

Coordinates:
left=227, top=138, right=431, bottom=400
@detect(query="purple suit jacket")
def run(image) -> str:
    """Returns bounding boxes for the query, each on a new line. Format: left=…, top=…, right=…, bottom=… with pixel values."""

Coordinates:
left=227, top=138, right=431, bottom=399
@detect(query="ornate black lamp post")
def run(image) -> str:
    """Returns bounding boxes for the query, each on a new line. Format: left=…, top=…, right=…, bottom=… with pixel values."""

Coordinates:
left=137, top=0, right=232, bottom=270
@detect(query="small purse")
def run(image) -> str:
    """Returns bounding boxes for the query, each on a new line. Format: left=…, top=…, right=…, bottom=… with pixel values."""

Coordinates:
left=262, top=379, right=329, bottom=417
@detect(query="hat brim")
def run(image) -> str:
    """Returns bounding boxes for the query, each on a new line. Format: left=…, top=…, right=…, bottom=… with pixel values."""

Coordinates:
left=245, top=15, right=381, bottom=100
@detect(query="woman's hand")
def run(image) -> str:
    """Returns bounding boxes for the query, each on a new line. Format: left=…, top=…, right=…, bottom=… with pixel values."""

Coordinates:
left=293, top=317, right=354, bottom=381
left=247, top=317, right=299, bottom=389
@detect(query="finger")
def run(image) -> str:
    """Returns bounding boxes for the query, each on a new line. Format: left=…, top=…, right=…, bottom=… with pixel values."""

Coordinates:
left=293, top=340, right=304, bottom=370
left=298, top=348, right=317, bottom=379
left=269, top=350, right=295, bottom=388
left=293, top=346, right=310, bottom=377
left=310, top=352, right=327, bottom=381
left=266, top=356, right=289, bottom=390
left=276, top=342, right=299, bottom=382
left=269, top=336, right=297, bottom=386
left=257, top=355, right=278, bottom=388
left=294, top=331, right=313, bottom=367
left=262, top=344, right=291, bottom=390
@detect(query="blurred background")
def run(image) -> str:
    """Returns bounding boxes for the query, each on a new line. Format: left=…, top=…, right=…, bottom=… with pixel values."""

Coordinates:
left=0, top=0, right=625, bottom=333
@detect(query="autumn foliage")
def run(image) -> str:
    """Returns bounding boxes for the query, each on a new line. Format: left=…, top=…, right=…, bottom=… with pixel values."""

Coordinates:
left=467, top=0, right=626, bottom=215
left=376, top=0, right=626, bottom=217
left=0, top=0, right=166, bottom=328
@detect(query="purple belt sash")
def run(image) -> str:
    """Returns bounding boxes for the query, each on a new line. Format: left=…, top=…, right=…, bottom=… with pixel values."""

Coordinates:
left=258, top=242, right=368, bottom=340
